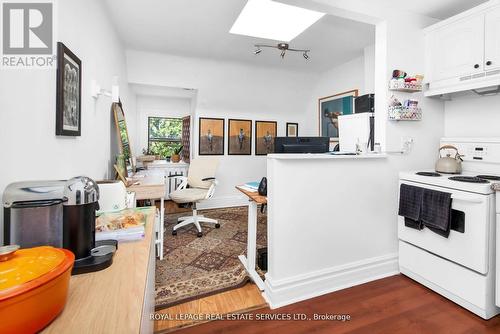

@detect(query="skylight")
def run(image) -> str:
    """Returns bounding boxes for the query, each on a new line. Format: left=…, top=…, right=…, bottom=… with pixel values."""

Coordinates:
left=229, top=0, right=325, bottom=42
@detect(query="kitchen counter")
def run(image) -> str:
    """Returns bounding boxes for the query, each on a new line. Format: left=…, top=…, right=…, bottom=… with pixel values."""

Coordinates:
left=267, top=153, right=387, bottom=160
left=42, top=207, right=156, bottom=334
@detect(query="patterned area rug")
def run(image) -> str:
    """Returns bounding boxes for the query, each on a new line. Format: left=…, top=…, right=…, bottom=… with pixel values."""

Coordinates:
left=155, top=206, right=267, bottom=310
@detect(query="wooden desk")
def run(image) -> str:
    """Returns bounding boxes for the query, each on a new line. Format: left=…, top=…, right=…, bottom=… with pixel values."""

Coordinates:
left=236, top=186, right=267, bottom=291
left=127, top=172, right=165, bottom=260
left=43, top=207, right=156, bottom=334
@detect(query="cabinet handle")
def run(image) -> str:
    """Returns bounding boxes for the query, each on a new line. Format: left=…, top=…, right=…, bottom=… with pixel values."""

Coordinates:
left=474, top=64, right=480, bottom=69
left=486, top=61, right=493, bottom=66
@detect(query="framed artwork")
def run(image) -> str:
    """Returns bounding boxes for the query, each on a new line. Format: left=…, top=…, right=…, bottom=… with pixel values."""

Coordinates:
left=286, top=123, right=298, bottom=137
left=56, top=42, right=82, bottom=136
left=318, top=89, right=358, bottom=141
left=228, top=119, right=252, bottom=155
left=255, top=121, right=277, bottom=155
left=199, top=117, right=225, bottom=155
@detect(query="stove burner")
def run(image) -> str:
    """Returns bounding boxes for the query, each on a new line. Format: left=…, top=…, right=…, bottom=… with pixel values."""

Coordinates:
left=477, top=175, right=500, bottom=181
left=448, top=176, right=490, bottom=184
left=416, top=172, right=442, bottom=177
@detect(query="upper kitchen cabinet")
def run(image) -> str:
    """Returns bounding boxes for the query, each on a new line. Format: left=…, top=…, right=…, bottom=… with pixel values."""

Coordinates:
left=485, top=6, right=500, bottom=72
left=424, top=1, right=500, bottom=97
left=427, top=15, right=484, bottom=82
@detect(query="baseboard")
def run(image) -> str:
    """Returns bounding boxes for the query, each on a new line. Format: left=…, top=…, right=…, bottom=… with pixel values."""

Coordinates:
left=262, top=253, right=399, bottom=309
left=197, top=195, right=248, bottom=210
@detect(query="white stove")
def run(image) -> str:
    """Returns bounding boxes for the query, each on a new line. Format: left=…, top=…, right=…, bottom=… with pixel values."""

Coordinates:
left=398, top=138, right=500, bottom=319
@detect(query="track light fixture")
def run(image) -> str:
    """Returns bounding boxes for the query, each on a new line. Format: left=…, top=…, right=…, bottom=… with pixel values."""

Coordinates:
left=253, top=43, right=310, bottom=60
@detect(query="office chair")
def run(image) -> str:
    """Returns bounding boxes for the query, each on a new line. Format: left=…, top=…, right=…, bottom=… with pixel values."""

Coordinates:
left=169, top=158, right=219, bottom=237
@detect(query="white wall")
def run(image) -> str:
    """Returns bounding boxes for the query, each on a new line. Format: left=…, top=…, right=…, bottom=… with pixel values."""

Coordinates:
left=0, top=0, right=133, bottom=244
left=135, top=95, right=192, bottom=155
left=444, top=94, right=500, bottom=138
left=126, top=50, right=318, bottom=205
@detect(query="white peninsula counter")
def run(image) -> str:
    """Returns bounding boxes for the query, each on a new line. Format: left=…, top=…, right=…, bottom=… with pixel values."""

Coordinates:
left=263, top=153, right=399, bottom=308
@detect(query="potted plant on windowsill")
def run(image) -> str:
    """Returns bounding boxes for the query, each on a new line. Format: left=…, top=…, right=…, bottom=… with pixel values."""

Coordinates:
left=171, top=145, right=183, bottom=163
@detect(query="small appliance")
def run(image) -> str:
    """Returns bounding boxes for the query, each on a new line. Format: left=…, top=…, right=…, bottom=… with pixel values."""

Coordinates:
left=96, top=180, right=127, bottom=213
left=399, top=138, right=500, bottom=319
left=435, top=145, right=463, bottom=174
left=3, top=177, right=117, bottom=275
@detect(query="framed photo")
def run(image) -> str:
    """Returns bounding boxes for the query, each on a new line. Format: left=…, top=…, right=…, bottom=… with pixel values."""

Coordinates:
left=318, top=89, right=358, bottom=141
left=255, top=121, right=277, bottom=156
left=286, top=123, right=298, bottom=137
left=56, top=42, right=82, bottom=136
left=199, top=117, right=225, bottom=155
left=228, top=119, right=252, bottom=155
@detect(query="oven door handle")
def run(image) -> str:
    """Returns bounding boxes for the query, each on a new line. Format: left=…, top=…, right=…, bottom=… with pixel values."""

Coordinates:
left=451, top=196, right=484, bottom=204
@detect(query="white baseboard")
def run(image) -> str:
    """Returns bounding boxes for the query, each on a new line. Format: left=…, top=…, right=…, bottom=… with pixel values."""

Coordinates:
left=262, top=253, right=399, bottom=309
left=197, top=195, right=249, bottom=210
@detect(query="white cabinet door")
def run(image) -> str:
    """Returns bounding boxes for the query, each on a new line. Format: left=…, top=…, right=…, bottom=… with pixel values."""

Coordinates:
left=485, top=6, right=500, bottom=71
left=429, top=15, right=485, bottom=81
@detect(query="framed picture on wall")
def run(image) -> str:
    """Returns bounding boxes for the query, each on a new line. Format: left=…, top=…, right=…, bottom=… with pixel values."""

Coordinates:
left=56, top=42, right=82, bottom=136
left=318, top=89, right=358, bottom=141
left=199, top=117, right=225, bottom=155
left=255, top=121, right=277, bottom=155
left=286, top=123, right=298, bottom=137
left=228, top=119, right=252, bottom=155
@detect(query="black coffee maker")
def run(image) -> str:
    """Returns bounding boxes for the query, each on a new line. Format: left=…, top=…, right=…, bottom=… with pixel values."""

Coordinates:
left=63, top=177, right=117, bottom=275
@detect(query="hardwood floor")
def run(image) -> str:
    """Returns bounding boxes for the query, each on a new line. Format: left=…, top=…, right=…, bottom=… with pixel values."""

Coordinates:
left=173, top=275, right=500, bottom=334
left=154, top=283, right=267, bottom=333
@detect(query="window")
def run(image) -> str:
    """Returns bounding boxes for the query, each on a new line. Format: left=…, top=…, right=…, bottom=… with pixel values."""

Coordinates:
left=148, top=117, right=183, bottom=158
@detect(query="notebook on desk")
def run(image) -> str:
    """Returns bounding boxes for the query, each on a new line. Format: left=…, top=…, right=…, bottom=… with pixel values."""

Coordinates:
left=239, top=181, right=260, bottom=192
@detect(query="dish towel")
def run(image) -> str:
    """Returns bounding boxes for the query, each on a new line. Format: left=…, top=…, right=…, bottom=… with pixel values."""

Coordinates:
left=398, top=184, right=424, bottom=230
left=421, top=188, right=452, bottom=238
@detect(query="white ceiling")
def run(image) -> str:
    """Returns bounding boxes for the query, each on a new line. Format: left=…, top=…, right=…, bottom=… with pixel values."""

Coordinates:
left=104, top=0, right=374, bottom=72
left=378, top=0, right=488, bottom=19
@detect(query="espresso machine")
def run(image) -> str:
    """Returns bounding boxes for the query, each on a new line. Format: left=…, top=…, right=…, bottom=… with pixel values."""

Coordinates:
left=3, top=176, right=117, bottom=275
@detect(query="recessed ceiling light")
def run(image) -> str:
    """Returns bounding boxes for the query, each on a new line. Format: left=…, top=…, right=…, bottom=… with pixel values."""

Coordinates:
left=230, top=0, right=325, bottom=42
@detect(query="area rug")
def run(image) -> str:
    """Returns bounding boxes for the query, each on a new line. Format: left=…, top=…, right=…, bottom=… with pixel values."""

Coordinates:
left=155, top=206, right=267, bottom=310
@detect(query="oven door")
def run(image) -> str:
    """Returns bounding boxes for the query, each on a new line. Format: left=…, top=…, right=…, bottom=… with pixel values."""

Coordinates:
left=398, top=180, right=492, bottom=274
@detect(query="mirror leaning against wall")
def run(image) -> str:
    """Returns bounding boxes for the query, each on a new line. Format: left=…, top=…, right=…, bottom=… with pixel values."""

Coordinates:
left=112, top=102, right=135, bottom=177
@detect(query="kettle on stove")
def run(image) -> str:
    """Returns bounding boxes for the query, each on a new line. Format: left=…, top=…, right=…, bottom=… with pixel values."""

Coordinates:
left=435, top=145, right=463, bottom=174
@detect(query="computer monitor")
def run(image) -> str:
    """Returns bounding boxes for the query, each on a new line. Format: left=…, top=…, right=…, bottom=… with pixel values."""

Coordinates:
left=274, top=137, right=330, bottom=154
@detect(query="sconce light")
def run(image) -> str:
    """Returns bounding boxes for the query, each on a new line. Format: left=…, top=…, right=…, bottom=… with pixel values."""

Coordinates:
left=91, top=76, right=120, bottom=102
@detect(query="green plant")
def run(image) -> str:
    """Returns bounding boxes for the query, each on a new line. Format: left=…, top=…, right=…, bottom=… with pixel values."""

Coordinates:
left=173, top=145, right=183, bottom=155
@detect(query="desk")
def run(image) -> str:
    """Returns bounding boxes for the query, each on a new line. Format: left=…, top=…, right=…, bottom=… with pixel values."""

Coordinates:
left=43, top=207, right=156, bottom=334
left=127, top=172, right=165, bottom=260
left=236, top=186, right=266, bottom=291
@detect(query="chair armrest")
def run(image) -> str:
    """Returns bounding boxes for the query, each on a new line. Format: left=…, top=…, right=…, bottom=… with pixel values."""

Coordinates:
left=168, top=175, right=187, bottom=180
left=201, top=177, right=216, bottom=181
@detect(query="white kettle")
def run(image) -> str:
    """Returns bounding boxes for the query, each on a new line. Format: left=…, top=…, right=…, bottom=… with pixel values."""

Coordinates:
left=435, top=145, right=463, bottom=174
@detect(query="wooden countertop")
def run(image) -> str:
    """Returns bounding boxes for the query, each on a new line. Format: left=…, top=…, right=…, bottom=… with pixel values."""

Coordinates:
left=236, top=186, right=267, bottom=204
left=42, top=207, right=156, bottom=334
left=127, top=172, right=165, bottom=200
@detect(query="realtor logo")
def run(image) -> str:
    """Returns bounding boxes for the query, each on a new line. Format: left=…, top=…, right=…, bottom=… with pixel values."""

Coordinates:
left=1, top=1, right=55, bottom=68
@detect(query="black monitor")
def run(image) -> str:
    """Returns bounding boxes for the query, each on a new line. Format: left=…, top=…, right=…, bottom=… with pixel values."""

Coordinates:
left=274, top=137, right=330, bottom=154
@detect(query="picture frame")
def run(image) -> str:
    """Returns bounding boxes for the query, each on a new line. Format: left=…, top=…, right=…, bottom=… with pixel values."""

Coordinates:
left=318, top=89, right=358, bottom=142
left=286, top=123, right=298, bottom=137
left=255, top=121, right=277, bottom=156
left=56, top=42, right=82, bottom=136
left=228, top=119, right=252, bottom=155
left=199, top=117, right=225, bottom=155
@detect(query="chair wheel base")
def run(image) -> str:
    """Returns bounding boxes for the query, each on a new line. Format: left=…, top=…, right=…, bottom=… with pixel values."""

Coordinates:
left=215, top=223, right=221, bottom=229
left=172, top=230, right=177, bottom=236
left=197, top=232, right=203, bottom=238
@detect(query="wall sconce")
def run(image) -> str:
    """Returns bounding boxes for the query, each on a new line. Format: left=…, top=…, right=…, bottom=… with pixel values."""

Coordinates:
left=91, top=76, right=120, bottom=102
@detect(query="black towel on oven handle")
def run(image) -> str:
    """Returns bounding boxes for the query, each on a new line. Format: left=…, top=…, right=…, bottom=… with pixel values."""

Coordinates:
left=421, top=188, right=452, bottom=238
left=398, top=184, right=424, bottom=230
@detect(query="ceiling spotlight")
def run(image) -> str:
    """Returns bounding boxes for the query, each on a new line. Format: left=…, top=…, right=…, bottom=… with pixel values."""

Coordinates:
left=253, top=43, right=310, bottom=61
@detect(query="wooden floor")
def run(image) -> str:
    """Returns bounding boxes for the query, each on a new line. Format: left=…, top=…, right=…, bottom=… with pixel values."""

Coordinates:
left=172, top=275, right=500, bottom=334
left=154, top=283, right=267, bottom=333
